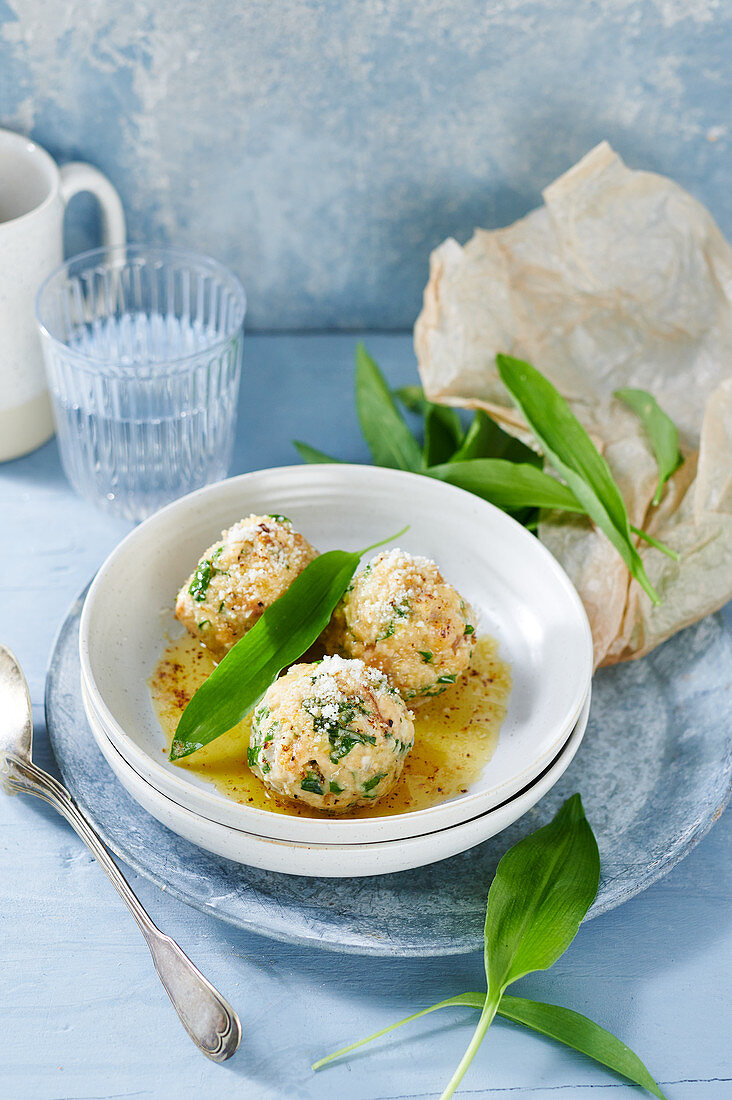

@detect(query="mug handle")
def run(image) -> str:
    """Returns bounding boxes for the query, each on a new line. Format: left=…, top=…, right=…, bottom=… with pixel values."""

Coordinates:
left=59, top=162, right=126, bottom=248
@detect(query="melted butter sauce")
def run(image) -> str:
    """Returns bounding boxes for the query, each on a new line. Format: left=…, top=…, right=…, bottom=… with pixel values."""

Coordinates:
left=150, top=635, right=511, bottom=819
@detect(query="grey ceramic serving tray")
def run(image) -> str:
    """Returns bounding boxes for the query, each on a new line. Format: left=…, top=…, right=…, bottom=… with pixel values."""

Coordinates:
left=46, top=588, right=732, bottom=957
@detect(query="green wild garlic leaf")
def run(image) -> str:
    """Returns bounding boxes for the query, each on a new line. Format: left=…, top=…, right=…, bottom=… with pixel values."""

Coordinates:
left=355, top=343, right=424, bottom=472
left=496, top=355, right=661, bottom=605
left=497, top=996, right=666, bottom=1099
left=423, top=402, right=464, bottom=466
left=292, top=346, right=674, bottom=571
left=450, top=409, right=542, bottom=467
left=393, top=384, right=429, bottom=415
left=292, top=440, right=342, bottom=464
left=482, top=793, right=600, bottom=992
left=615, top=387, right=683, bottom=506
left=439, top=794, right=600, bottom=1098
left=170, top=528, right=407, bottom=760
left=312, top=991, right=665, bottom=1098
left=427, top=459, right=584, bottom=515
left=313, top=797, right=662, bottom=1098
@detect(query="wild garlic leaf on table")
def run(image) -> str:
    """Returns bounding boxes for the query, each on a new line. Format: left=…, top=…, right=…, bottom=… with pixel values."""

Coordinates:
left=615, top=387, right=684, bottom=506
left=355, top=343, right=424, bottom=471
left=427, top=459, right=584, bottom=514
left=496, top=355, right=661, bottom=605
left=313, top=796, right=662, bottom=1099
left=170, top=529, right=406, bottom=760
left=313, top=990, right=665, bottom=1098
left=482, top=793, right=600, bottom=989
left=312, top=991, right=665, bottom=1097
left=440, top=793, right=600, bottom=1099
left=450, top=408, right=542, bottom=468
left=497, top=995, right=667, bottom=1099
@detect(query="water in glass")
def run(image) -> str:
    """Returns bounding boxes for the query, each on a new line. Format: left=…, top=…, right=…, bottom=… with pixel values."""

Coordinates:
left=37, top=247, right=245, bottom=521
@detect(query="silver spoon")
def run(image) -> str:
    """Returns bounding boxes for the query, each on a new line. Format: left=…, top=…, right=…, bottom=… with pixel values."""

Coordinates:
left=0, top=644, right=241, bottom=1062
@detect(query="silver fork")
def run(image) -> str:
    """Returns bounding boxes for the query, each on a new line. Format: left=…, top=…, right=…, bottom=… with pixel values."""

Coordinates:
left=0, top=644, right=241, bottom=1062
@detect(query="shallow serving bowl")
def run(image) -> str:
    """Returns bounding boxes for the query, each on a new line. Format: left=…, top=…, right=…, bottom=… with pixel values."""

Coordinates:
left=80, top=465, right=593, bottom=844
left=84, top=684, right=590, bottom=877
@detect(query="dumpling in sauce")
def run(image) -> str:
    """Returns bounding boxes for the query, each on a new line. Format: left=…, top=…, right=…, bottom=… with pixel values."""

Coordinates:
left=322, top=548, right=474, bottom=703
left=175, top=514, right=317, bottom=658
left=247, top=656, right=414, bottom=812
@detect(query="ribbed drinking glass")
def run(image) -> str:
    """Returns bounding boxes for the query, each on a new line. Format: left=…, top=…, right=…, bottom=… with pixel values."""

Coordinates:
left=36, top=245, right=246, bottom=521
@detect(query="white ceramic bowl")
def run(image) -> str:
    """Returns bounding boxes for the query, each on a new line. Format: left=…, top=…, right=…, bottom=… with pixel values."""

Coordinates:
left=80, top=465, right=593, bottom=844
left=86, top=685, right=590, bottom=877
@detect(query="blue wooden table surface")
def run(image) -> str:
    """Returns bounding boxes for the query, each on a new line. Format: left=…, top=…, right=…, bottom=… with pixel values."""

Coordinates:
left=1, top=334, right=730, bottom=1100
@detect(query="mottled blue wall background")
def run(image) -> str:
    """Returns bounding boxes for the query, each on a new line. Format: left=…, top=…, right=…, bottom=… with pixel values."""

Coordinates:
left=0, top=0, right=729, bottom=329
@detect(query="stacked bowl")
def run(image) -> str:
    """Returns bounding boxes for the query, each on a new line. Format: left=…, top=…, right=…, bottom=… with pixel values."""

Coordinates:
left=79, top=466, right=594, bottom=877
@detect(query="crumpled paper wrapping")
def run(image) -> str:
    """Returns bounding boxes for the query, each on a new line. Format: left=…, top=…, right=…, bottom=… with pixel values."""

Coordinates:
left=414, top=142, right=732, bottom=667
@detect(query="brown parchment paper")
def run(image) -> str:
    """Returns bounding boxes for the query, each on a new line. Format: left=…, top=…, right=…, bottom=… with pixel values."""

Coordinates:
left=414, top=142, right=732, bottom=666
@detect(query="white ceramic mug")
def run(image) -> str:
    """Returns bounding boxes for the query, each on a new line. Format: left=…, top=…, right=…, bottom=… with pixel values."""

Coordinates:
left=0, top=128, right=126, bottom=461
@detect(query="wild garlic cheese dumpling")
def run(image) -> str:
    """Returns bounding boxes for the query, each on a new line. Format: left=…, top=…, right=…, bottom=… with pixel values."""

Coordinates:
left=247, top=656, right=415, bottom=812
left=175, top=514, right=318, bottom=658
left=322, top=548, right=475, bottom=703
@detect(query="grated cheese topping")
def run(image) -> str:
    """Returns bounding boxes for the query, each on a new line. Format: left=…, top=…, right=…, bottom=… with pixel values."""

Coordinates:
left=204, top=514, right=314, bottom=613
left=349, top=548, right=440, bottom=629
left=311, top=654, right=392, bottom=697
